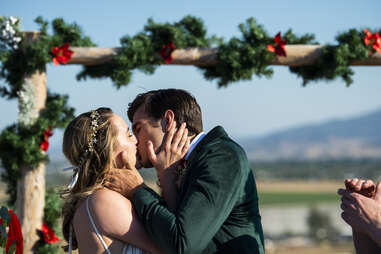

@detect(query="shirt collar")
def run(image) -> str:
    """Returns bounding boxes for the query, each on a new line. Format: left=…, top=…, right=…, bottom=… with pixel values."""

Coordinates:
left=185, top=132, right=206, bottom=160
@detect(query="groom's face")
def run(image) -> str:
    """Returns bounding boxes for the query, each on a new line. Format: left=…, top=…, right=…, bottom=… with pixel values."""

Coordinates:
left=132, top=105, right=165, bottom=168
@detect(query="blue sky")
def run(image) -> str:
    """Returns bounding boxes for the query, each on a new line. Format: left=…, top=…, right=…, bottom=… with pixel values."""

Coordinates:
left=1, top=0, right=381, bottom=154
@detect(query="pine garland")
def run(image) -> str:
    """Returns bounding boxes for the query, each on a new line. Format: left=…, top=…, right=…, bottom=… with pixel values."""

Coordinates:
left=77, top=15, right=218, bottom=88
left=201, top=18, right=316, bottom=87
left=34, top=189, right=62, bottom=254
left=0, top=16, right=95, bottom=99
left=290, top=28, right=381, bottom=86
left=0, top=92, right=75, bottom=205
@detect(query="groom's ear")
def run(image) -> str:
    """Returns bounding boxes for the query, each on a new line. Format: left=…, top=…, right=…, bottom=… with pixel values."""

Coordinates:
left=163, top=109, right=175, bottom=131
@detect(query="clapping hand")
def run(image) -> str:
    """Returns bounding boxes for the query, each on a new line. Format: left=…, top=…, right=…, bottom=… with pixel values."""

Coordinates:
left=345, top=178, right=376, bottom=198
left=338, top=180, right=381, bottom=248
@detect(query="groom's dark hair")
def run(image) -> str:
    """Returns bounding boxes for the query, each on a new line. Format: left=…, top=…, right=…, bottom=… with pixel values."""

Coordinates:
left=128, top=89, right=203, bottom=136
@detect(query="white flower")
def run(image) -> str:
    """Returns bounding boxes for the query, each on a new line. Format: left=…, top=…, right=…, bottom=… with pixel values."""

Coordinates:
left=14, top=37, right=21, bottom=43
left=0, top=16, right=21, bottom=50
left=9, top=16, right=18, bottom=25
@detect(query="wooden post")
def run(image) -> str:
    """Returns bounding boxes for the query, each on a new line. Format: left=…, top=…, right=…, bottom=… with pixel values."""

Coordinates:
left=16, top=31, right=47, bottom=254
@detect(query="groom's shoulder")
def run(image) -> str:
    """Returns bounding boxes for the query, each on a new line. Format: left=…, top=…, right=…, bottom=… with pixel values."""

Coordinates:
left=202, top=126, right=246, bottom=155
left=193, top=126, right=248, bottom=168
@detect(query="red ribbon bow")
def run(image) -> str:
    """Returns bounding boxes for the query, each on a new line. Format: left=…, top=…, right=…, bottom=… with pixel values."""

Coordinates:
left=364, top=29, right=381, bottom=54
left=158, top=42, right=175, bottom=64
left=267, top=32, right=287, bottom=57
left=52, top=43, right=74, bottom=65
left=40, top=126, right=53, bottom=152
left=41, top=222, right=60, bottom=244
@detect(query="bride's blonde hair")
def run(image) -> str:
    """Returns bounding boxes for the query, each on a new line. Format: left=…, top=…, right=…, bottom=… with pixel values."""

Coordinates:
left=61, top=107, right=116, bottom=251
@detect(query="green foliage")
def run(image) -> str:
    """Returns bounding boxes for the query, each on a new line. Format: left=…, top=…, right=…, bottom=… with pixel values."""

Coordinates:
left=258, top=192, right=338, bottom=206
left=34, top=189, right=63, bottom=254
left=0, top=92, right=75, bottom=205
left=77, top=15, right=215, bottom=88
left=34, top=244, right=61, bottom=254
left=201, top=18, right=316, bottom=87
left=290, top=28, right=381, bottom=86
left=43, top=188, right=62, bottom=233
left=1, top=15, right=379, bottom=91
left=0, top=16, right=95, bottom=99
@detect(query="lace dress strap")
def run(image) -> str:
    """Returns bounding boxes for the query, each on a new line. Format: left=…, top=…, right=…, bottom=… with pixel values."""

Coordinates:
left=86, top=197, right=112, bottom=254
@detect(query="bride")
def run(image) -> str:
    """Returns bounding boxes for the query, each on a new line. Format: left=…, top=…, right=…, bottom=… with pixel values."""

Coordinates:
left=61, top=108, right=188, bottom=254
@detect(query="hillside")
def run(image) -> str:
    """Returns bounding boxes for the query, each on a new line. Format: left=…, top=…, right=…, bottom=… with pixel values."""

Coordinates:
left=241, top=109, right=381, bottom=161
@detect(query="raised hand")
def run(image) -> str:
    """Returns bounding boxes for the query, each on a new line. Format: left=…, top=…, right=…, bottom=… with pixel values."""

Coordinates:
left=147, top=121, right=190, bottom=174
left=345, top=178, right=376, bottom=198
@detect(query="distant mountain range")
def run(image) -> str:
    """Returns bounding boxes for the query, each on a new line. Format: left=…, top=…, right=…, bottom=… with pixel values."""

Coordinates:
left=240, top=109, right=381, bottom=161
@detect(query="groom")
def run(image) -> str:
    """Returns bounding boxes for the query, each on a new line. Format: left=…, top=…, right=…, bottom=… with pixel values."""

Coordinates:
left=109, top=89, right=264, bottom=254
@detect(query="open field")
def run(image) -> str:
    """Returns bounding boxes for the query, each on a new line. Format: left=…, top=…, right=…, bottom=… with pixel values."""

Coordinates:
left=259, top=192, right=339, bottom=205
left=257, top=180, right=341, bottom=206
left=257, top=180, right=342, bottom=193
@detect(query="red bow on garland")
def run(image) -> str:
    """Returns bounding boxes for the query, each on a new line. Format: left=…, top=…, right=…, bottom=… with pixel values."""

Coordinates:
left=364, top=29, right=381, bottom=54
left=267, top=32, right=287, bottom=57
left=40, top=126, right=53, bottom=152
left=41, top=222, right=60, bottom=244
left=158, top=42, right=175, bottom=64
left=0, top=209, right=23, bottom=254
left=52, top=43, right=74, bottom=65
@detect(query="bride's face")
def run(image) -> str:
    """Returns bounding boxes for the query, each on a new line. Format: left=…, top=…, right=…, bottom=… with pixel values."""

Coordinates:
left=109, top=114, right=142, bottom=169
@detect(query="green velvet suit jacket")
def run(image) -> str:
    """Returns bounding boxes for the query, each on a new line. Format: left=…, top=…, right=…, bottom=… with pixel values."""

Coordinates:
left=132, top=126, right=264, bottom=254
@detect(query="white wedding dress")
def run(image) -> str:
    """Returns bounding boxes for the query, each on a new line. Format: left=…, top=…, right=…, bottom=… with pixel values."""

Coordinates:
left=68, top=198, right=146, bottom=254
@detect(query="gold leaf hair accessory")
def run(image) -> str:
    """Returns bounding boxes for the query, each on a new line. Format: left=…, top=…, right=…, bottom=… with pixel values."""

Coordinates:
left=85, top=110, right=100, bottom=153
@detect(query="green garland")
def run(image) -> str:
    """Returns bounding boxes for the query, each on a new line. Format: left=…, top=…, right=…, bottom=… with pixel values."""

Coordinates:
left=77, top=15, right=218, bottom=88
left=0, top=16, right=95, bottom=99
left=34, top=189, right=62, bottom=254
left=202, top=18, right=316, bottom=87
left=0, top=92, right=74, bottom=205
left=74, top=17, right=379, bottom=87
left=290, top=28, right=381, bottom=86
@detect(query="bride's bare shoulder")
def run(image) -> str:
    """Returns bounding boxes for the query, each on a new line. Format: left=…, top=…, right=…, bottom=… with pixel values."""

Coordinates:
left=87, top=189, right=135, bottom=236
left=90, top=188, right=132, bottom=211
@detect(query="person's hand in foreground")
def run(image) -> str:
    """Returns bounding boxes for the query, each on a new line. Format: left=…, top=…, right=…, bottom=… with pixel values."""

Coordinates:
left=338, top=180, right=381, bottom=252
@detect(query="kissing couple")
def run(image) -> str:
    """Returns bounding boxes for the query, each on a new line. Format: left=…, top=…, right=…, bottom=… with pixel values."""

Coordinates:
left=61, top=89, right=265, bottom=254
